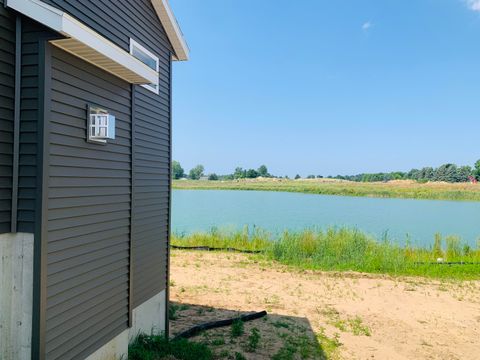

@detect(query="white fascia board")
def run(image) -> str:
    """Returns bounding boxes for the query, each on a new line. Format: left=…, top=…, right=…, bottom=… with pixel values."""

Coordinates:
left=6, top=0, right=64, bottom=30
left=151, top=0, right=189, bottom=61
left=6, top=0, right=158, bottom=84
left=61, top=14, right=158, bottom=83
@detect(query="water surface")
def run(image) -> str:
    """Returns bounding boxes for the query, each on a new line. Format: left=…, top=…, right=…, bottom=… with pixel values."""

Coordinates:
left=172, top=190, right=480, bottom=246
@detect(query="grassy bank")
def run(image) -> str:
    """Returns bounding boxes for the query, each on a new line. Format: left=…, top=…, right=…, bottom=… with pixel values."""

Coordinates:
left=173, top=179, right=480, bottom=202
left=172, top=228, right=480, bottom=280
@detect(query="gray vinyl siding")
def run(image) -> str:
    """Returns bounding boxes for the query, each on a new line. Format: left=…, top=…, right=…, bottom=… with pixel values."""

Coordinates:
left=130, top=2, right=172, bottom=307
left=132, top=79, right=171, bottom=307
left=0, top=4, right=15, bottom=233
left=45, top=47, right=131, bottom=360
left=17, top=20, right=56, bottom=233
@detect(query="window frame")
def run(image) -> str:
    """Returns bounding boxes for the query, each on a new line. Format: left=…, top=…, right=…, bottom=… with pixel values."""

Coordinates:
left=129, top=38, right=160, bottom=94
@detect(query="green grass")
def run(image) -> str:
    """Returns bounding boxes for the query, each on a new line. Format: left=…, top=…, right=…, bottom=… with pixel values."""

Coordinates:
left=172, top=226, right=270, bottom=252
left=172, top=228, right=480, bottom=280
left=128, top=333, right=212, bottom=360
left=231, top=319, right=245, bottom=338
left=173, top=179, right=480, bottom=202
left=246, top=328, right=261, bottom=352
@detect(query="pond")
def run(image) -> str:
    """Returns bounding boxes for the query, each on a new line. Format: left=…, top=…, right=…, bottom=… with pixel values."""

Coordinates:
left=172, top=190, right=480, bottom=247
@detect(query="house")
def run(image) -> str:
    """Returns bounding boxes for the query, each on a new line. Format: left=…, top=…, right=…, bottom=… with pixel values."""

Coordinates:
left=0, top=0, right=188, bottom=359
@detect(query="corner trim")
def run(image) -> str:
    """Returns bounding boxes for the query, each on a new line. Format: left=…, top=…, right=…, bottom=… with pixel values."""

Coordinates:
left=11, top=15, right=21, bottom=233
left=129, top=85, right=136, bottom=327
left=31, top=40, right=52, bottom=360
left=165, top=53, right=173, bottom=338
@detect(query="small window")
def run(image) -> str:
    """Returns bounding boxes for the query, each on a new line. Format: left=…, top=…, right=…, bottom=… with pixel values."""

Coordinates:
left=130, top=39, right=160, bottom=94
left=87, top=105, right=116, bottom=144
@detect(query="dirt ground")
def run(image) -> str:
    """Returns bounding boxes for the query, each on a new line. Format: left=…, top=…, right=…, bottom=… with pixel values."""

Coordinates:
left=169, top=250, right=480, bottom=360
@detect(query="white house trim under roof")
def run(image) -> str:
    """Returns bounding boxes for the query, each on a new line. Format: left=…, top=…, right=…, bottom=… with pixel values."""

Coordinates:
left=6, top=0, right=159, bottom=84
left=151, top=0, right=189, bottom=61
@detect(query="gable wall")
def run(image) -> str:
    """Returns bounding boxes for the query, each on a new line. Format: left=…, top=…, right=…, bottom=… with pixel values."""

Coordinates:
left=46, top=47, right=132, bottom=360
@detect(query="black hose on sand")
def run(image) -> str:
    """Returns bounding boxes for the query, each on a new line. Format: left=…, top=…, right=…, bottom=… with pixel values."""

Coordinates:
left=173, top=311, right=268, bottom=340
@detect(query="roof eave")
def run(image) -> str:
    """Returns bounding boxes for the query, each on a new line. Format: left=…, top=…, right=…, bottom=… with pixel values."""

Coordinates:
left=151, top=0, right=189, bottom=61
left=6, top=0, right=158, bottom=84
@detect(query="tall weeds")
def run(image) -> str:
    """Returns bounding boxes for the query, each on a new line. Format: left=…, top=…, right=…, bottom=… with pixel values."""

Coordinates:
left=172, top=227, right=480, bottom=279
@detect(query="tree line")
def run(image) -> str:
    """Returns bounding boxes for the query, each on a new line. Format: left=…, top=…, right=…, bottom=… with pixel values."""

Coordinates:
left=329, top=161, right=480, bottom=183
left=172, top=160, right=480, bottom=183
left=172, top=162, right=271, bottom=180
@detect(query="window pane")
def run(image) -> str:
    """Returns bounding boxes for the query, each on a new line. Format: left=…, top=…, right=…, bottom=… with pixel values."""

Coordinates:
left=132, top=47, right=157, bottom=71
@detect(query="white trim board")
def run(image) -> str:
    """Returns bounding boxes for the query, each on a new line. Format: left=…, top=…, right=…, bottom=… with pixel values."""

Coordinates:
left=151, top=0, right=189, bottom=61
left=6, top=0, right=159, bottom=84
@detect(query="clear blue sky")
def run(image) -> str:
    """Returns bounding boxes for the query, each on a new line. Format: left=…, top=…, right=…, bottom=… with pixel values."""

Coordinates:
left=170, top=0, right=480, bottom=177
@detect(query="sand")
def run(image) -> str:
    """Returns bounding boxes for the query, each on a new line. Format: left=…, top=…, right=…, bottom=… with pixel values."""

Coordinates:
left=169, top=251, right=480, bottom=360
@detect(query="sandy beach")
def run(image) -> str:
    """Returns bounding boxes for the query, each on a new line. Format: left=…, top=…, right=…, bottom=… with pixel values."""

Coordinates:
left=170, top=250, right=480, bottom=360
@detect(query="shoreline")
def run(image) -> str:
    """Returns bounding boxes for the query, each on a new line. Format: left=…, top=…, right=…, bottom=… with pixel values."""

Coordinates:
left=173, top=179, right=480, bottom=202
left=172, top=227, right=480, bottom=281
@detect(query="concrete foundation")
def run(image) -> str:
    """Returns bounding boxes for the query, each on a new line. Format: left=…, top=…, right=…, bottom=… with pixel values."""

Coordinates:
left=130, top=289, right=167, bottom=338
left=85, top=290, right=167, bottom=360
left=0, top=233, right=34, bottom=360
left=84, top=330, right=129, bottom=360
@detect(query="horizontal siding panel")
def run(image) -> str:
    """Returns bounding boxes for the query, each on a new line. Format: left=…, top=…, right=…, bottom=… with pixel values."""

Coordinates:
left=50, top=143, right=131, bottom=162
left=47, top=296, right=127, bottom=347
left=47, top=269, right=128, bottom=312
left=47, top=281, right=127, bottom=329
left=49, top=176, right=130, bottom=188
left=47, top=209, right=131, bottom=232
left=47, top=255, right=129, bottom=290
left=48, top=218, right=130, bottom=243
left=49, top=318, right=128, bottom=360
left=47, top=300, right=127, bottom=354
left=47, top=226, right=130, bottom=253
left=49, top=187, right=131, bottom=200
left=47, top=301, right=128, bottom=359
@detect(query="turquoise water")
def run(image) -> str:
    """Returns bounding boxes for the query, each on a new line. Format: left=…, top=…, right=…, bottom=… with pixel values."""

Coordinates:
left=172, top=190, right=480, bottom=246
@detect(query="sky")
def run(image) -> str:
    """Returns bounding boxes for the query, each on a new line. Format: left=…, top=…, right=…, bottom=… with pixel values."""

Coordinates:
left=170, top=0, right=480, bottom=177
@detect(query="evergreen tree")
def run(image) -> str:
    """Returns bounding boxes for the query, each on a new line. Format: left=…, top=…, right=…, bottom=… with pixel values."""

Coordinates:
left=475, top=160, right=480, bottom=181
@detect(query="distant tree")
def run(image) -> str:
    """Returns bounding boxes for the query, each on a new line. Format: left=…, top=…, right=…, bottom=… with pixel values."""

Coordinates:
left=307, top=175, right=315, bottom=179
left=475, top=160, right=480, bottom=181
left=458, top=166, right=472, bottom=182
left=234, top=167, right=246, bottom=179
left=435, top=164, right=457, bottom=182
left=208, top=173, right=218, bottom=181
left=316, top=175, right=323, bottom=179
left=246, top=169, right=259, bottom=178
left=285, top=175, right=289, bottom=179
left=188, top=164, right=204, bottom=180
left=408, top=169, right=420, bottom=180
left=294, top=174, right=301, bottom=180
left=390, top=172, right=405, bottom=180
left=257, top=165, right=269, bottom=177
left=172, top=160, right=185, bottom=180
left=419, top=167, right=434, bottom=181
